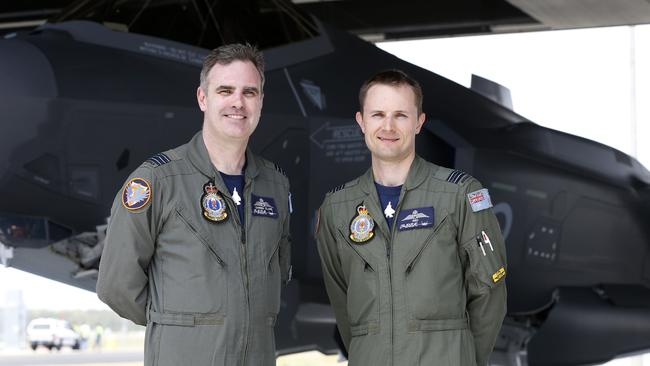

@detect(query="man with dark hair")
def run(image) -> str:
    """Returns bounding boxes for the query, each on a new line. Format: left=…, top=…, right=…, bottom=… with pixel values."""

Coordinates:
left=97, top=43, right=291, bottom=366
left=316, top=69, right=507, bottom=366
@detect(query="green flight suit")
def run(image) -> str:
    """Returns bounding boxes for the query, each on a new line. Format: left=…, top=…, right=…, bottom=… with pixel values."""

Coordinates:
left=97, top=132, right=291, bottom=366
left=316, top=155, right=506, bottom=366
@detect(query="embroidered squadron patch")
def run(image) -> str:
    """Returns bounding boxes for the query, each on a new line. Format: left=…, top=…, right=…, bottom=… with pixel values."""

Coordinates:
left=122, top=178, right=151, bottom=211
left=397, top=207, right=434, bottom=231
left=349, top=204, right=375, bottom=243
left=201, top=181, right=228, bottom=222
left=468, top=188, right=493, bottom=212
left=251, top=194, right=278, bottom=218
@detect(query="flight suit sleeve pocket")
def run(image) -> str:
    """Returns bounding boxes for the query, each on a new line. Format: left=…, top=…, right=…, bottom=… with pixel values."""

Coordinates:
left=463, top=231, right=506, bottom=291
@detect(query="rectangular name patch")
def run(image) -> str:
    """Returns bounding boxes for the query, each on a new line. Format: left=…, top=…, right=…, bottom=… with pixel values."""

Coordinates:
left=468, top=188, right=493, bottom=212
left=251, top=194, right=278, bottom=218
left=397, top=207, right=434, bottom=231
left=492, top=267, right=506, bottom=283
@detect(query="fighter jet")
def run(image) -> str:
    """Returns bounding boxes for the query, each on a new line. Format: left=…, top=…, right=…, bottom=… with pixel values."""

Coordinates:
left=1, top=1, right=650, bottom=365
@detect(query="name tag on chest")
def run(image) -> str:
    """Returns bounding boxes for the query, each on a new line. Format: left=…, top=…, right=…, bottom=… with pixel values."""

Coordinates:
left=251, top=194, right=278, bottom=218
left=397, top=207, right=434, bottom=231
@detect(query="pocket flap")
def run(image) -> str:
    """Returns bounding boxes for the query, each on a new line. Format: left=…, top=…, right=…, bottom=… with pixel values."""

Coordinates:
left=407, top=317, right=468, bottom=332
left=404, top=214, right=450, bottom=273
left=350, top=321, right=379, bottom=337
left=176, top=205, right=226, bottom=267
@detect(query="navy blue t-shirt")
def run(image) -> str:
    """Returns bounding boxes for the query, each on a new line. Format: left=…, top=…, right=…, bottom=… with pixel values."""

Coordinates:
left=220, top=172, right=245, bottom=224
left=374, top=183, right=402, bottom=229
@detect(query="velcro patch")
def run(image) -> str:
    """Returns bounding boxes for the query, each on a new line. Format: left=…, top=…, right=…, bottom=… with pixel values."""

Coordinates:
left=122, top=177, right=151, bottom=211
left=468, top=188, right=493, bottom=212
left=397, top=207, right=434, bottom=231
left=492, top=267, right=506, bottom=283
left=251, top=194, right=278, bottom=218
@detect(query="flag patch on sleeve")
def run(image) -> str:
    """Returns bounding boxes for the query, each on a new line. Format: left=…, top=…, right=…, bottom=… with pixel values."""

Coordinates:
left=467, top=188, right=493, bottom=212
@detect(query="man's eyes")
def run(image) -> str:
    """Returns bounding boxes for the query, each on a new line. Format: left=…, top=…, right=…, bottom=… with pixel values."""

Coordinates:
left=216, top=89, right=258, bottom=96
left=371, top=113, right=408, bottom=118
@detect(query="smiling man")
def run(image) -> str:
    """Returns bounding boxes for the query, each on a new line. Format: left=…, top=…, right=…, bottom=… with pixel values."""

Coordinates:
left=316, top=70, right=507, bottom=366
left=97, top=44, right=291, bottom=366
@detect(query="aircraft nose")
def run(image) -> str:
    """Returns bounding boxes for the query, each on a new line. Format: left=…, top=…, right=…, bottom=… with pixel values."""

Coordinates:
left=0, top=35, right=57, bottom=188
left=0, top=34, right=57, bottom=99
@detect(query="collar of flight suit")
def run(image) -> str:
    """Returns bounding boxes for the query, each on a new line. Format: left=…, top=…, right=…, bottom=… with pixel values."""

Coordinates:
left=359, top=154, right=429, bottom=195
left=185, top=130, right=260, bottom=185
left=356, top=154, right=430, bottom=237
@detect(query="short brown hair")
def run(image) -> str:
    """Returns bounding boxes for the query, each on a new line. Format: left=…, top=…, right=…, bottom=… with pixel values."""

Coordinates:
left=358, top=69, right=423, bottom=114
left=200, top=43, right=265, bottom=92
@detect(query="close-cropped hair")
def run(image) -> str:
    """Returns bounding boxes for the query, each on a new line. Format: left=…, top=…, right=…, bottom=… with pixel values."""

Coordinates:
left=200, top=43, right=265, bottom=91
left=358, top=69, right=423, bottom=114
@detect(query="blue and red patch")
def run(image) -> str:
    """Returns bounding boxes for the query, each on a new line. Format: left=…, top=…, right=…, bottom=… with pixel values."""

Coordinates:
left=122, top=177, right=152, bottom=211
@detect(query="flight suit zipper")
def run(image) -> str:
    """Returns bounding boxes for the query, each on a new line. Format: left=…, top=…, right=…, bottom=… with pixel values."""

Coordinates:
left=221, top=175, right=251, bottom=366
left=387, top=189, right=407, bottom=366
left=240, top=178, right=251, bottom=366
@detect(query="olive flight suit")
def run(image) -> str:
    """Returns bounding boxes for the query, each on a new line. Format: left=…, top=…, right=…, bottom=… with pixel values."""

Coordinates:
left=97, top=132, right=291, bottom=366
left=316, top=155, right=506, bottom=366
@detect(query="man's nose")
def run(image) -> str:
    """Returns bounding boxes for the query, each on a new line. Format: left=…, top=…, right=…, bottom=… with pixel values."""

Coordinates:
left=231, top=92, right=245, bottom=109
left=381, top=116, right=396, bottom=131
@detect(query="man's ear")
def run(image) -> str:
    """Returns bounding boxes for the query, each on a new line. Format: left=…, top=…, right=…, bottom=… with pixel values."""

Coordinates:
left=355, top=111, right=365, bottom=133
left=197, top=86, right=207, bottom=111
left=415, top=112, right=426, bottom=134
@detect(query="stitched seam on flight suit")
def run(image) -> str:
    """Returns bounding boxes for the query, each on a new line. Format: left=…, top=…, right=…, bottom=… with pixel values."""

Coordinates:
left=255, top=175, right=289, bottom=188
left=140, top=165, right=166, bottom=364
left=327, top=191, right=366, bottom=206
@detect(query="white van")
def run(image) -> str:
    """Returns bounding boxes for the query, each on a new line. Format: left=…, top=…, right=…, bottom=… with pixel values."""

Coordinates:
left=26, top=318, right=81, bottom=350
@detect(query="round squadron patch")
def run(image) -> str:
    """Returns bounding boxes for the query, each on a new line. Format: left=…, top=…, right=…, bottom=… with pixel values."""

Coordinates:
left=201, top=181, right=228, bottom=222
left=349, top=204, right=375, bottom=243
left=122, top=178, right=152, bottom=211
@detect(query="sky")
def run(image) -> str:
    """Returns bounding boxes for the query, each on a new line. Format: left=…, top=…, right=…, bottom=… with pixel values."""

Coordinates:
left=1, top=24, right=650, bottom=312
left=378, top=24, right=650, bottom=169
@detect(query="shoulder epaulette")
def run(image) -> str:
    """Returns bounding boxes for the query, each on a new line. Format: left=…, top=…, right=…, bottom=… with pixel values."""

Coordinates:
left=446, top=169, right=469, bottom=184
left=274, top=163, right=287, bottom=177
left=146, top=152, right=171, bottom=167
left=328, top=184, right=345, bottom=194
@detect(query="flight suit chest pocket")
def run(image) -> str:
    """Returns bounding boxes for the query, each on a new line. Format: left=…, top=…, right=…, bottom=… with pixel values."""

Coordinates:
left=403, top=215, right=467, bottom=320
left=336, top=227, right=380, bottom=334
left=156, top=205, right=228, bottom=314
left=463, top=229, right=506, bottom=291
